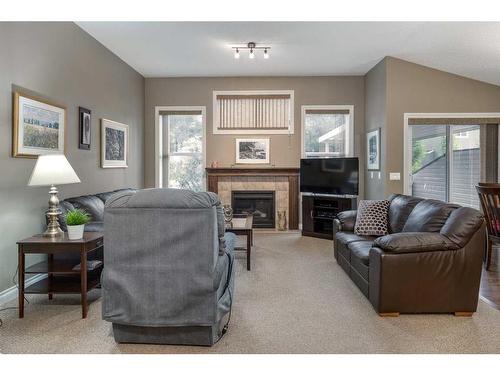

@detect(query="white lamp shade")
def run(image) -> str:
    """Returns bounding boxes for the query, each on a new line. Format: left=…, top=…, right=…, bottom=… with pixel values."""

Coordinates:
left=28, top=154, right=81, bottom=186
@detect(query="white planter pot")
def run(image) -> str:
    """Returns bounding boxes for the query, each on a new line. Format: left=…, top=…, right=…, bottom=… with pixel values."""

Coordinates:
left=67, top=224, right=85, bottom=240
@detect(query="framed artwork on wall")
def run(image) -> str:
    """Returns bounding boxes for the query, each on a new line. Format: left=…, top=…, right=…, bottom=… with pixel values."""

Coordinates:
left=235, top=138, right=270, bottom=164
left=101, top=118, right=128, bottom=168
left=12, top=91, right=66, bottom=158
left=79, top=107, right=91, bottom=150
left=366, top=128, right=381, bottom=171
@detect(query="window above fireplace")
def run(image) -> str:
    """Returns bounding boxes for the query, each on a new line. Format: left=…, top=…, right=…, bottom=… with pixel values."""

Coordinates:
left=213, top=90, right=294, bottom=135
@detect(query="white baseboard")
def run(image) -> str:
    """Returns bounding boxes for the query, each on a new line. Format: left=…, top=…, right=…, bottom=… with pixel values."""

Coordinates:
left=0, top=274, right=47, bottom=306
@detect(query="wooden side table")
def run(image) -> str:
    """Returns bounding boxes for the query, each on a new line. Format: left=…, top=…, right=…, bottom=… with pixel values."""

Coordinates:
left=225, top=214, right=254, bottom=271
left=17, top=232, right=104, bottom=319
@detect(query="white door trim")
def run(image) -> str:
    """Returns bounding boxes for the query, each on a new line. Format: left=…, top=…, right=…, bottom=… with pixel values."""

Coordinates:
left=301, top=105, right=355, bottom=158
left=154, top=106, right=207, bottom=189
left=403, top=112, right=500, bottom=195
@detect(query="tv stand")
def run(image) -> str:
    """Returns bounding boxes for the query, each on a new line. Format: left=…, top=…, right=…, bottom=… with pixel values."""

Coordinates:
left=301, top=194, right=357, bottom=240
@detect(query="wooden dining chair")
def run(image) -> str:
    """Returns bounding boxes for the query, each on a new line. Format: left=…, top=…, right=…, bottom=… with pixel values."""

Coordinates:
left=478, top=182, right=500, bottom=187
left=476, top=183, right=500, bottom=270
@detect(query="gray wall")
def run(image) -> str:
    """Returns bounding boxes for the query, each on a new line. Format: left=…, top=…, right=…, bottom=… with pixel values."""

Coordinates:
left=144, top=76, right=366, bottom=197
left=385, top=57, right=500, bottom=196
left=0, top=23, right=145, bottom=293
left=364, top=58, right=387, bottom=199
left=363, top=56, right=500, bottom=198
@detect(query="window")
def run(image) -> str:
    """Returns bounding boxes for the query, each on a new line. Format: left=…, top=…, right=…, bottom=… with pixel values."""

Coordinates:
left=408, top=117, right=499, bottom=209
left=156, top=107, right=205, bottom=191
left=213, top=90, right=294, bottom=134
left=302, top=106, right=354, bottom=158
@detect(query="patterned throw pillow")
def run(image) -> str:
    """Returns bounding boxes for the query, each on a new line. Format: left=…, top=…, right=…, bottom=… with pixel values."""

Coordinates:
left=354, top=200, right=390, bottom=236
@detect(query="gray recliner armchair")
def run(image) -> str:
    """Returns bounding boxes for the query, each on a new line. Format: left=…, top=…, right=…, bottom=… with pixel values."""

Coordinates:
left=102, top=188, right=236, bottom=346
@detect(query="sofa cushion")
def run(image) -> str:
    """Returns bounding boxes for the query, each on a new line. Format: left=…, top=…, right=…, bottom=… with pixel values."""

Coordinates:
left=64, top=195, right=105, bottom=222
left=335, top=232, right=378, bottom=245
left=402, top=199, right=459, bottom=233
left=105, top=188, right=226, bottom=240
left=354, top=200, right=390, bottom=236
left=348, top=241, right=373, bottom=266
left=95, top=189, right=135, bottom=203
left=57, top=188, right=135, bottom=232
left=374, top=232, right=459, bottom=253
left=387, top=194, right=424, bottom=233
left=84, top=221, right=104, bottom=232
left=440, top=206, right=485, bottom=247
left=106, top=188, right=220, bottom=209
left=336, top=210, right=357, bottom=232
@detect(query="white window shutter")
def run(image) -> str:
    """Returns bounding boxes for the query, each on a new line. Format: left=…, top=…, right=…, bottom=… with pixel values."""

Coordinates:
left=213, top=90, right=294, bottom=134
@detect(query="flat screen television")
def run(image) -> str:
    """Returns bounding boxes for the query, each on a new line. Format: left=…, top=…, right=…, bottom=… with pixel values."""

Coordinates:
left=300, top=157, right=359, bottom=196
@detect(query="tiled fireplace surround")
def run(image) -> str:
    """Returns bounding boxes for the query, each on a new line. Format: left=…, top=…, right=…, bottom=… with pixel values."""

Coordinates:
left=219, top=176, right=288, bottom=227
left=206, top=168, right=300, bottom=230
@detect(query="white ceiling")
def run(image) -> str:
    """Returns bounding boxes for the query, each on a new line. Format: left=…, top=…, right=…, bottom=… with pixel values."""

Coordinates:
left=77, top=22, right=500, bottom=85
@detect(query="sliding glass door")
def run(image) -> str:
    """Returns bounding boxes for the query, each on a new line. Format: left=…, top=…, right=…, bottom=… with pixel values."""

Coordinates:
left=411, top=125, right=447, bottom=202
left=449, top=125, right=481, bottom=208
left=410, top=123, right=491, bottom=209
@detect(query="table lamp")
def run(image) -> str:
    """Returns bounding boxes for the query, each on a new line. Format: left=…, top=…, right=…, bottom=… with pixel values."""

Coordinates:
left=28, top=154, right=81, bottom=237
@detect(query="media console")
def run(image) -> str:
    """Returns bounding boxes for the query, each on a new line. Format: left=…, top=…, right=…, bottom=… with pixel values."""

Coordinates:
left=301, top=194, right=357, bottom=239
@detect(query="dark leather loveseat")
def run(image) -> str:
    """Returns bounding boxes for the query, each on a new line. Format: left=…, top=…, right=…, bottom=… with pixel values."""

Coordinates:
left=334, top=194, right=486, bottom=316
left=56, top=188, right=136, bottom=231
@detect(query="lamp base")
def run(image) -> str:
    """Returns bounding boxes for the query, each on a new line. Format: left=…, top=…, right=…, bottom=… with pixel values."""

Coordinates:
left=43, top=185, right=64, bottom=238
left=43, top=225, right=64, bottom=238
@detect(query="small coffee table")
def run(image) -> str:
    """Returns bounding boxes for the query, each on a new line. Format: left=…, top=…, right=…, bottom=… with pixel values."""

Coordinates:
left=226, top=214, right=253, bottom=271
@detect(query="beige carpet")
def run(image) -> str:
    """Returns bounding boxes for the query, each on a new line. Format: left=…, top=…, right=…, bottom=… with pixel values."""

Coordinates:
left=1, top=232, right=500, bottom=354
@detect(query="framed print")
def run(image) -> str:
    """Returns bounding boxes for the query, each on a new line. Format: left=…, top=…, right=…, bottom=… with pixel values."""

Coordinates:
left=235, top=138, right=270, bottom=164
left=366, top=128, right=381, bottom=171
left=79, top=107, right=91, bottom=150
left=101, top=119, right=128, bottom=168
left=12, top=91, right=66, bottom=158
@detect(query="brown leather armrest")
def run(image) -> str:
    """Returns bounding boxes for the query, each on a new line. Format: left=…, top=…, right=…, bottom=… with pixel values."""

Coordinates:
left=369, top=225, right=485, bottom=314
left=374, top=232, right=459, bottom=254
left=336, top=210, right=357, bottom=232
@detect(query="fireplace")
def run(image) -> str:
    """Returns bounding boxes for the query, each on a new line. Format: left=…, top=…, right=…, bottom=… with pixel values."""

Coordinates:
left=232, top=191, right=275, bottom=228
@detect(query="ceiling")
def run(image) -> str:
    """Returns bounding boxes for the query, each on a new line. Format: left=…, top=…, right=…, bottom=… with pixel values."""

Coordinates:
left=77, top=22, right=500, bottom=85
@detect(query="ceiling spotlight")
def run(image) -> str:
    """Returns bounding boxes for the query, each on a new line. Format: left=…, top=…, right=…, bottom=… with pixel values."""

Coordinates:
left=231, top=42, right=271, bottom=60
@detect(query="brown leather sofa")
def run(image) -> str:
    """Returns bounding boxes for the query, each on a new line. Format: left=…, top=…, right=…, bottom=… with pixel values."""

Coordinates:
left=333, top=194, right=486, bottom=316
left=53, top=188, right=136, bottom=232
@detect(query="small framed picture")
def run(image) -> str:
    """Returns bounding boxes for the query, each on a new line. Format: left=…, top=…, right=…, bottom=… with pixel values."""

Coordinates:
left=79, top=107, right=91, bottom=150
left=12, top=91, right=66, bottom=158
left=236, top=138, right=270, bottom=164
left=101, top=119, right=128, bottom=168
left=366, top=128, right=381, bottom=171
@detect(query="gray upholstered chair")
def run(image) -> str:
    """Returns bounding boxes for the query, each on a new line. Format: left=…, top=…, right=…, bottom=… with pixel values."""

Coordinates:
left=102, top=188, right=236, bottom=346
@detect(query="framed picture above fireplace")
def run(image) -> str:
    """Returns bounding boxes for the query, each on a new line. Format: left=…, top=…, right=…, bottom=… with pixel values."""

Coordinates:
left=235, top=138, right=270, bottom=164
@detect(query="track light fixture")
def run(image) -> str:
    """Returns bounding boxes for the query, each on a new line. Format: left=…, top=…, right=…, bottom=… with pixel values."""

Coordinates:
left=232, top=42, right=271, bottom=60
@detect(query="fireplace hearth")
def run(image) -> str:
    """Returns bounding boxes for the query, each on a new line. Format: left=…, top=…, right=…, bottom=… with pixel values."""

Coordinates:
left=232, top=191, right=275, bottom=228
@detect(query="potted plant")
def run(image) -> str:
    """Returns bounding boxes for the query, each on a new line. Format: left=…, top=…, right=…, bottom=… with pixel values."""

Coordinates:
left=65, top=209, right=91, bottom=240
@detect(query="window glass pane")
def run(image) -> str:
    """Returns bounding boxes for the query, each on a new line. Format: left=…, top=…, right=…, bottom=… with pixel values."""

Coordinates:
left=167, top=154, right=203, bottom=191
left=304, top=113, right=348, bottom=157
left=161, top=113, right=204, bottom=191
left=168, top=114, right=202, bottom=153
left=450, top=125, right=480, bottom=208
left=411, top=125, right=447, bottom=201
left=410, top=123, right=482, bottom=209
